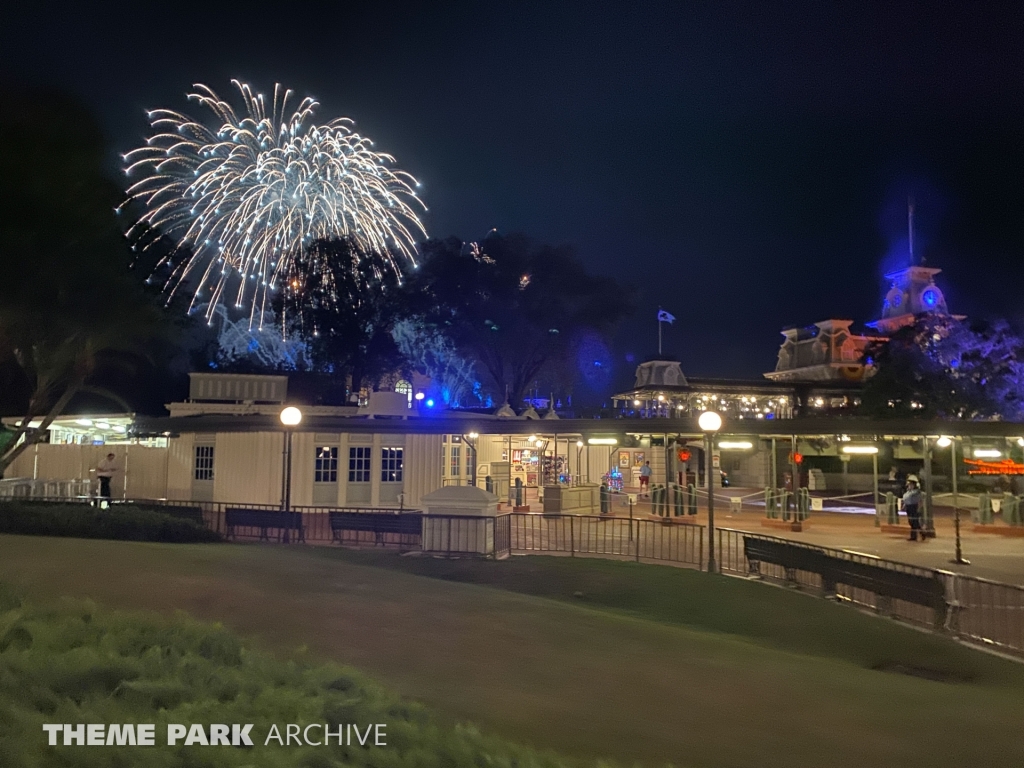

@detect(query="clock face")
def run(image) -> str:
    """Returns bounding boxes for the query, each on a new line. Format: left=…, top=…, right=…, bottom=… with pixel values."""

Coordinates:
left=921, top=288, right=939, bottom=308
left=885, top=287, right=907, bottom=313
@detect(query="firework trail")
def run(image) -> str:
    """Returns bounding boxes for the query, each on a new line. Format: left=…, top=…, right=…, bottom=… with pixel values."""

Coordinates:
left=122, top=81, right=426, bottom=324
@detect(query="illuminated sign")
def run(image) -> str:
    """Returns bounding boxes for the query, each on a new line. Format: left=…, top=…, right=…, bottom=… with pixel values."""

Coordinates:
left=964, top=459, right=1024, bottom=476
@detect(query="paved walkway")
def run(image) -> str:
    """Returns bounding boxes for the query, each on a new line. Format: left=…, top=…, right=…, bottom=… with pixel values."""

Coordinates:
left=605, top=487, right=1024, bottom=585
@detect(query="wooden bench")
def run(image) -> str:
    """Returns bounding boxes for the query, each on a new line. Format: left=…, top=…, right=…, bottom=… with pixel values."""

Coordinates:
left=224, top=508, right=304, bottom=542
left=743, top=537, right=831, bottom=583
left=743, top=535, right=948, bottom=628
left=328, top=512, right=421, bottom=547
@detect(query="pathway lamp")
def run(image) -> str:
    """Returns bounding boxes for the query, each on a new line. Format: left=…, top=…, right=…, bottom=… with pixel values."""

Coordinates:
left=465, top=432, right=479, bottom=487
left=698, top=410, right=722, bottom=573
left=279, top=406, right=302, bottom=512
left=576, top=440, right=584, bottom=483
left=937, top=436, right=969, bottom=565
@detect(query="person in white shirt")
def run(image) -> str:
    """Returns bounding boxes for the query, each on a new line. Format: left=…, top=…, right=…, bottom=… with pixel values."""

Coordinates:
left=96, top=453, right=118, bottom=500
left=639, top=461, right=652, bottom=496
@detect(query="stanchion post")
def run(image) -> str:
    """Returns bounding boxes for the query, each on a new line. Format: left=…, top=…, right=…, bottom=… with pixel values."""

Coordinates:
left=629, top=496, right=634, bottom=541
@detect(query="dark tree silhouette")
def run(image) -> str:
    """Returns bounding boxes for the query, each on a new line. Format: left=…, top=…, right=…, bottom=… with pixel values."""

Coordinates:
left=861, top=316, right=1024, bottom=420
left=0, top=86, right=165, bottom=475
left=403, top=233, right=634, bottom=406
left=276, top=236, right=407, bottom=393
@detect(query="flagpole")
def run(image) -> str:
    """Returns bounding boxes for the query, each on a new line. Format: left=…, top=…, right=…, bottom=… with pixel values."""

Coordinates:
left=658, top=317, right=662, bottom=356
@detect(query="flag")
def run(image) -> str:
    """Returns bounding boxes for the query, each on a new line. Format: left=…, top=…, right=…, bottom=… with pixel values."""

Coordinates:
left=657, top=309, right=676, bottom=324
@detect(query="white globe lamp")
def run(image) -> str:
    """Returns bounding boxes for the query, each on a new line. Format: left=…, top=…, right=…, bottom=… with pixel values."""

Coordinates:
left=698, top=411, right=722, bottom=433
left=280, top=406, right=303, bottom=426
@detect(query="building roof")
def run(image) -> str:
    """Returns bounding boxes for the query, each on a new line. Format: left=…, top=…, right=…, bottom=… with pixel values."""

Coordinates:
left=133, top=412, right=1024, bottom=440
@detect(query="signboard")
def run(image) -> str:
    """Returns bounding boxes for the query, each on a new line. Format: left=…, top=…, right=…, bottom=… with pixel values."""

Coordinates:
left=964, top=458, right=1024, bottom=475
left=634, top=452, right=645, bottom=467
left=811, top=497, right=823, bottom=511
left=618, top=451, right=630, bottom=468
left=712, top=454, right=720, bottom=469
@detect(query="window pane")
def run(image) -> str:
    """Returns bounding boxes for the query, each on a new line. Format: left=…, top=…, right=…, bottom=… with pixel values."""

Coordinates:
left=381, top=447, right=403, bottom=483
left=348, top=446, right=370, bottom=483
left=194, top=445, right=214, bottom=481
left=315, top=446, right=338, bottom=483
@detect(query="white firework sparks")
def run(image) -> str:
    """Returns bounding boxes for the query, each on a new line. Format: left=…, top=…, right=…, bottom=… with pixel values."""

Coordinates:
left=122, top=81, right=426, bottom=324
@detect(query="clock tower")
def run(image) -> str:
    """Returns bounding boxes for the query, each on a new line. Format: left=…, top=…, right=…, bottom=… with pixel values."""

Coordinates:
left=867, top=265, right=954, bottom=335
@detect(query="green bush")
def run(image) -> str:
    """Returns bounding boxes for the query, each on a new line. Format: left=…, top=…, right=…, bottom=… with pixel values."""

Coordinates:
left=0, top=502, right=220, bottom=543
left=117, top=502, right=205, bottom=526
left=0, top=586, right=585, bottom=767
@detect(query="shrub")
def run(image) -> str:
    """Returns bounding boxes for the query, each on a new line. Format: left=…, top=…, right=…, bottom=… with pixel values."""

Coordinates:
left=0, top=588, right=583, bottom=767
left=0, top=502, right=220, bottom=543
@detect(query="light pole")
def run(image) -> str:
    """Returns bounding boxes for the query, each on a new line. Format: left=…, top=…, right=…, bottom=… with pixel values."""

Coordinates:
left=280, top=406, right=302, bottom=512
left=576, top=440, right=584, bottom=485
left=937, top=436, right=969, bottom=565
left=699, top=410, right=722, bottom=573
left=465, top=432, right=479, bottom=487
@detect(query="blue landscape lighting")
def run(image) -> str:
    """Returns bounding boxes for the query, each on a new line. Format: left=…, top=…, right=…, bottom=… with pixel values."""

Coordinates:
left=426, top=399, right=435, bottom=407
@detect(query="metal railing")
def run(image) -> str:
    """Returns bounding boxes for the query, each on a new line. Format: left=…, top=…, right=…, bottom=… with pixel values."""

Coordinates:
left=0, top=478, right=94, bottom=499
left=715, top=527, right=1024, bottom=656
left=507, top=512, right=703, bottom=567
left=946, top=573, right=1024, bottom=655
left=3, top=494, right=1020, bottom=657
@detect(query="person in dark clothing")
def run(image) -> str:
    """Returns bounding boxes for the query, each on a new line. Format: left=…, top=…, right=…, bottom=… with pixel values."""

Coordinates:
left=903, top=478, right=923, bottom=541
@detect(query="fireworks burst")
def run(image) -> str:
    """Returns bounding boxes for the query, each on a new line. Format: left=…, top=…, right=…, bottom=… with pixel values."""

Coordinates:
left=122, top=81, right=426, bottom=324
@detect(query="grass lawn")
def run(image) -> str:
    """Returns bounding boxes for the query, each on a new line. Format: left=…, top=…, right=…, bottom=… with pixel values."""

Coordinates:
left=0, top=586, right=570, bottom=768
left=1, top=534, right=1023, bottom=768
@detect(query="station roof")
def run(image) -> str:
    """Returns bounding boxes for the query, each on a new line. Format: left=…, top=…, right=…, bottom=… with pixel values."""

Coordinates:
left=134, top=413, right=1024, bottom=441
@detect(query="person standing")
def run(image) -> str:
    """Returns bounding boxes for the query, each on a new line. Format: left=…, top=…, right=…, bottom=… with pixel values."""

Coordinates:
left=639, top=461, right=652, bottom=496
left=95, top=452, right=118, bottom=501
left=903, top=478, right=923, bottom=541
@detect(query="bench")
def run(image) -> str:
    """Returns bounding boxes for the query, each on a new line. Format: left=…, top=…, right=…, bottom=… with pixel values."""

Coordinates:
left=224, top=508, right=304, bottom=542
left=328, top=512, right=422, bottom=547
left=743, top=537, right=832, bottom=583
left=743, top=535, right=948, bottom=628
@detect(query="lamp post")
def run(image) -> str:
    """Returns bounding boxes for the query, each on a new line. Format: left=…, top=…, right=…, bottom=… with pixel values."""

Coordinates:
left=576, top=440, right=584, bottom=485
left=937, top=436, right=969, bottom=565
left=465, top=433, right=479, bottom=488
left=699, top=410, right=722, bottom=573
left=280, top=406, right=302, bottom=512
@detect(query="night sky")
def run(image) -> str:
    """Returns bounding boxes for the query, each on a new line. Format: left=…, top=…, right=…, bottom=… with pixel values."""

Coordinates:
left=4, top=1, right=1023, bottom=389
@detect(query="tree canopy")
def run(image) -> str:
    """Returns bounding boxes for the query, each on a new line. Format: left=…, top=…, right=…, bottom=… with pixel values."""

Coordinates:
left=402, top=233, right=634, bottom=406
left=275, top=236, right=407, bottom=393
left=0, top=87, right=165, bottom=474
left=860, top=316, right=1024, bottom=420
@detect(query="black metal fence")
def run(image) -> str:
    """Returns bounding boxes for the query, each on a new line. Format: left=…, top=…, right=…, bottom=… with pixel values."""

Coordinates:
left=4, top=496, right=1021, bottom=657
left=946, top=573, right=1024, bottom=656
left=507, top=513, right=704, bottom=567
left=716, top=527, right=1024, bottom=657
